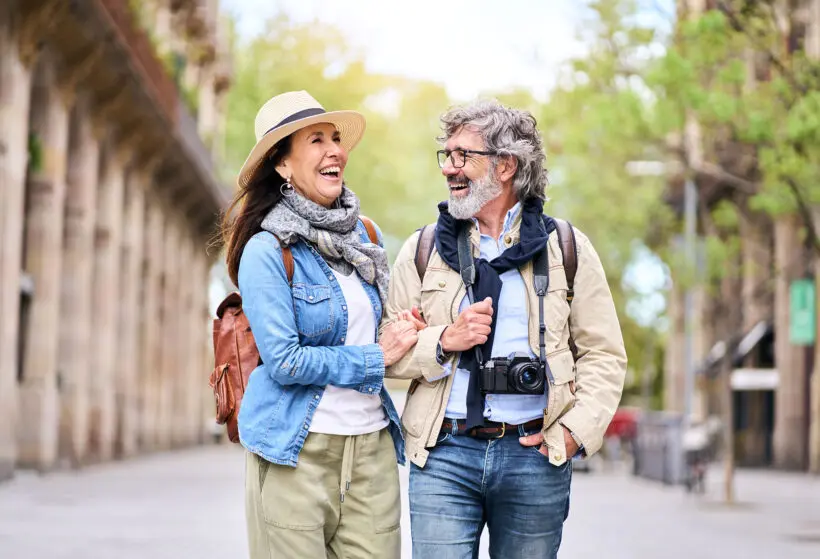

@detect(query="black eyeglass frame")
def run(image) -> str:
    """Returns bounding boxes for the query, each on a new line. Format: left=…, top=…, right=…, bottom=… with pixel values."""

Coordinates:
left=436, top=148, right=498, bottom=169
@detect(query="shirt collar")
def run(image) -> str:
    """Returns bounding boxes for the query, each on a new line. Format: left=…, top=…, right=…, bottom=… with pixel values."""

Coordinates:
left=472, top=202, right=522, bottom=238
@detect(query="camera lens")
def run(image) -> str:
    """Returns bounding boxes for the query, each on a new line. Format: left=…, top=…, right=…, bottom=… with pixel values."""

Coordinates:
left=511, top=361, right=544, bottom=394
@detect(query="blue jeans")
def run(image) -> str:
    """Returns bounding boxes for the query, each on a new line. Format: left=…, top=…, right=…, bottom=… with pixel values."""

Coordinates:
left=409, top=426, right=572, bottom=559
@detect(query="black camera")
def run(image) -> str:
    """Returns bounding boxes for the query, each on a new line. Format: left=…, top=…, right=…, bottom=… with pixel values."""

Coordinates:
left=479, top=352, right=546, bottom=395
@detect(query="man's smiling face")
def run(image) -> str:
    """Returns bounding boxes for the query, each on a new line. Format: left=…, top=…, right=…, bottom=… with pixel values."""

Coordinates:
left=441, top=126, right=501, bottom=220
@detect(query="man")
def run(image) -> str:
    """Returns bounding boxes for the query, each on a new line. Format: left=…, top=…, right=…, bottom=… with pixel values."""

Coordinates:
left=384, top=100, right=627, bottom=558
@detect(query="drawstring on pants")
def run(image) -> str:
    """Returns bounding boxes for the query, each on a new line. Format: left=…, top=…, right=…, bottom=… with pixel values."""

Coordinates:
left=340, top=435, right=355, bottom=502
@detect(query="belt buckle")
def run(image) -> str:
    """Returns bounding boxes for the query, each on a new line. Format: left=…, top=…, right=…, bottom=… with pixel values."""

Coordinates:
left=493, top=422, right=507, bottom=439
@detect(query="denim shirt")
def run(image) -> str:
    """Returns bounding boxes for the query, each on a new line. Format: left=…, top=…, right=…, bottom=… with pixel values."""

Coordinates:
left=442, top=203, right=547, bottom=424
left=236, top=221, right=405, bottom=467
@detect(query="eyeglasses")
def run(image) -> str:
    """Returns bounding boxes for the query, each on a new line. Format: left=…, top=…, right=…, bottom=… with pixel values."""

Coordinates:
left=436, top=148, right=497, bottom=169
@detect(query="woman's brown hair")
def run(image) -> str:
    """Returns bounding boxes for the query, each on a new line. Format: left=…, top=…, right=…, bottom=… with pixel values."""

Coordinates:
left=221, top=136, right=293, bottom=285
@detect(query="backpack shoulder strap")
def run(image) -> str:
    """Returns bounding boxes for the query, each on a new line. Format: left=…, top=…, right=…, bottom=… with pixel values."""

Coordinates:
left=277, top=238, right=294, bottom=285
left=414, top=223, right=436, bottom=281
left=359, top=215, right=379, bottom=244
left=553, top=218, right=577, bottom=303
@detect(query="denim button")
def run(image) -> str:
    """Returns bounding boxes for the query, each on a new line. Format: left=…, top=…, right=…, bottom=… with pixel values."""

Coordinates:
left=314, top=395, right=319, bottom=400
left=328, top=274, right=334, bottom=280
left=341, top=337, right=346, bottom=343
left=368, top=388, right=374, bottom=393
left=304, top=423, right=309, bottom=429
left=342, top=305, right=347, bottom=311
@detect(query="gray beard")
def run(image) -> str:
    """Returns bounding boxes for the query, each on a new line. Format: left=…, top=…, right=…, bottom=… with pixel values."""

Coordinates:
left=448, top=172, right=502, bottom=220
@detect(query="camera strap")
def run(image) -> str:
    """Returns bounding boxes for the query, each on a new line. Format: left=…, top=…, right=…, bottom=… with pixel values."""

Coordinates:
left=532, top=237, right=555, bottom=384
left=457, top=221, right=555, bottom=384
left=457, top=223, right=484, bottom=366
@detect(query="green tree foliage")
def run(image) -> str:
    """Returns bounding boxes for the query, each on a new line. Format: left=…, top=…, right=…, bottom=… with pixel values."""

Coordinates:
left=532, top=0, right=675, bottom=404
left=651, top=1, right=820, bottom=251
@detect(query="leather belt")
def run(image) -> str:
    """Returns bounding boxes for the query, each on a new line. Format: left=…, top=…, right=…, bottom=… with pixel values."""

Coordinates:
left=440, top=417, right=544, bottom=440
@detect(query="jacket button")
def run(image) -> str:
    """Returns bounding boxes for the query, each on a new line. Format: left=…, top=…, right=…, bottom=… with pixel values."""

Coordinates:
left=504, top=235, right=512, bottom=245
left=438, top=280, right=446, bottom=288
left=308, top=295, right=314, bottom=301
left=342, top=305, right=347, bottom=311
left=554, top=453, right=563, bottom=462
left=340, top=337, right=345, bottom=342
left=368, top=387, right=374, bottom=393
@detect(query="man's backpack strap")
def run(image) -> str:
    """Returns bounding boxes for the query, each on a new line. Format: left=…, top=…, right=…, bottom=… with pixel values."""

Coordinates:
left=553, top=218, right=577, bottom=304
left=414, top=224, right=436, bottom=280
left=553, top=218, right=579, bottom=362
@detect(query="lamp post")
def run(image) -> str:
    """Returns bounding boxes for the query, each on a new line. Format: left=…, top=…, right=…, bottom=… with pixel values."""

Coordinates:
left=625, top=161, right=698, bottom=426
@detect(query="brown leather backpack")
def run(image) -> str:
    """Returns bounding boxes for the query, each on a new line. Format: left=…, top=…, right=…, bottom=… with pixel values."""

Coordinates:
left=209, top=217, right=379, bottom=443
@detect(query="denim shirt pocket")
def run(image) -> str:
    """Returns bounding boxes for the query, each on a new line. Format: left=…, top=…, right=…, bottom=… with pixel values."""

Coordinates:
left=291, top=283, right=334, bottom=337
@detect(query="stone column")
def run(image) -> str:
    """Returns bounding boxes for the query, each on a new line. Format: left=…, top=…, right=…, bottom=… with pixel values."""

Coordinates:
left=57, top=95, right=99, bottom=466
left=16, top=53, right=70, bottom=471
left=87, top=145, right=126, bottom=463
left=156, top=217, right=180, bottom=449
left=173, top=233, right=193, bottom=446
left=188, top=244, right=210, bottom=445
left=138, top=199, right=164, bottom=451
left=773, top=214, right=809, bottom=470
left=0, top=6, right=34, bottom=480
left=115, top=166, right=147, bottom=458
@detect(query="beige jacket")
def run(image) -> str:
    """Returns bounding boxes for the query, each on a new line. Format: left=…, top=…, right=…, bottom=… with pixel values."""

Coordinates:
left=383, top=215, right=627, bottom=468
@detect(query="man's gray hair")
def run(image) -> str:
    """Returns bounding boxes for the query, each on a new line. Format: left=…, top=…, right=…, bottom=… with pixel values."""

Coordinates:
left=438, top=99, right=548, bottom=201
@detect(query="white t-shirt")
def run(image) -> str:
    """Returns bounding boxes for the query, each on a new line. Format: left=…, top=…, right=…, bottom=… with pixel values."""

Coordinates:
left=309, top=269, right=389, bottom=435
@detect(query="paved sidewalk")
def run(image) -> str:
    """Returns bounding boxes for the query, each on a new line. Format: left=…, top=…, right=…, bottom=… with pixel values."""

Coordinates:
left=1, top=443, right=819, bottom=558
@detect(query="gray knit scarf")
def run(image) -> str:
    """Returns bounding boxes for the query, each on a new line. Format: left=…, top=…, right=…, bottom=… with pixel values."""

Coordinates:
left=260, top=186, right=389, bottom=306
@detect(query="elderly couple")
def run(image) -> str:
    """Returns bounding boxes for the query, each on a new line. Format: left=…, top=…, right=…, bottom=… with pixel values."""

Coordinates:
left=222, top=90, right=627, bottom=559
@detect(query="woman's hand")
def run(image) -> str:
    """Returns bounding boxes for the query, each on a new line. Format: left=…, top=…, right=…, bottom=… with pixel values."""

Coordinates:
left=379, top=320, right=420, bottom=367
left=397, top=306, right=427, bottom=331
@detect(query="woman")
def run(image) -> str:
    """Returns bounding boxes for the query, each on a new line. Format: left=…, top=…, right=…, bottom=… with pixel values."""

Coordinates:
left=222, top=91, right=418, bottom=559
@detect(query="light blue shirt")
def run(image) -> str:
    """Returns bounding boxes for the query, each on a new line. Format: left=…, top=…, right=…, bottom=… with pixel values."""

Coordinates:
left=442, top=203, right=546, bottom=424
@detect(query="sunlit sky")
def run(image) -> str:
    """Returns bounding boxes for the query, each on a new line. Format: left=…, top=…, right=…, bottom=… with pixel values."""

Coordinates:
left=223, top=0, right=674, bottom=101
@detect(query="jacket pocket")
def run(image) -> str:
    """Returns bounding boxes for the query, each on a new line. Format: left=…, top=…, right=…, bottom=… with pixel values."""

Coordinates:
left=401, top=379, right=440, bottom=439
left=544, top=348, right=576, bottom=427
left=545, top=266, right=571, bottom=333
left=291, top=283, right=334, bottom=337
left=419, top=269, right=454, bottom=325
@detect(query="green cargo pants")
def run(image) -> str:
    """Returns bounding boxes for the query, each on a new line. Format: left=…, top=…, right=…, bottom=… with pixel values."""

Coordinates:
left=245, top=428, right=401, bottom=559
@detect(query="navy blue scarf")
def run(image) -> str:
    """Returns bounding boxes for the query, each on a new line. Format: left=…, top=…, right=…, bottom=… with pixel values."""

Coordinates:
left=434, top=197, right=555, bottom=429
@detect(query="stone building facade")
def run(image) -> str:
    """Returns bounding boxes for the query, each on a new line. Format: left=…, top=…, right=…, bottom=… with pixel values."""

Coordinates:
left=664, top=0, right=820, bottom=473
left=0, top=0, right=231, bottom=480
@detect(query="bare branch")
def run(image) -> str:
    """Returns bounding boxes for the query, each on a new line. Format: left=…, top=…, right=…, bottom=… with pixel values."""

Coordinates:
left=783, top=176, right=820, bottom=256
left=694, top=162, right=758, bottom=195
left=715, top=0, right=808, bottom=95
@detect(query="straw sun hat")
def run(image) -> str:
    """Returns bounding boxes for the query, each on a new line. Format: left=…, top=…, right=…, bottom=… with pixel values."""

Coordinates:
left=237, top=90, right=366, bottom=188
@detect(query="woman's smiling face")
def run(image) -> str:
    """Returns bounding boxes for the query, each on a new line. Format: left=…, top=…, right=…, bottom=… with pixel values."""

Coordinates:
left=276, top=122, right=348, bottom=207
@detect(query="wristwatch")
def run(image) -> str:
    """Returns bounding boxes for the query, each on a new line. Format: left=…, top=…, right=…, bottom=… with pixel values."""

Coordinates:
left=435, top=341, right=449, bottom=365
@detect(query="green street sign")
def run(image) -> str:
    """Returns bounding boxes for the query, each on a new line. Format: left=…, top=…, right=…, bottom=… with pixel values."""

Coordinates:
left=789, top=279, right=816, bottom=345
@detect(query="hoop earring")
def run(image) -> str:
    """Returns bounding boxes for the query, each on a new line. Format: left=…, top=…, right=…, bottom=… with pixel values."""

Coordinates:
left=280, top=177, right=293, bottom=197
